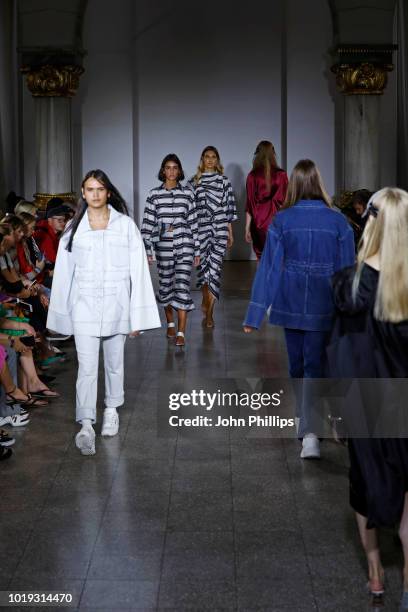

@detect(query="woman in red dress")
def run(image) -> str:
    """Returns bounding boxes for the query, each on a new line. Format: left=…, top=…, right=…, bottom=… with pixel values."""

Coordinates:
left=245, top=141, right=288, bottom=259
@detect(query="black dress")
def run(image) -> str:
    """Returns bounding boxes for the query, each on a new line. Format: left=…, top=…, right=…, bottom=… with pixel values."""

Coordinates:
left=327, top=264, right=408, bottom=528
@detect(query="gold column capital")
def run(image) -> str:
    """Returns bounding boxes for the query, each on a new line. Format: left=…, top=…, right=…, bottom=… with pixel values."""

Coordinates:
left=21, top=64, right=84, bottom=98
left=331, top=61, right=393, bottom=95
left=34, top=192, right=77, bottom=209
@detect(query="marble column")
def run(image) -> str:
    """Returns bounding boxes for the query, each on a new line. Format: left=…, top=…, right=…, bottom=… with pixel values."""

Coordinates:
left=344, top=95, right=381, bottom=191
left=331, top=57, right=393, bottom=195
left=21, top=64, right=83, bottom=207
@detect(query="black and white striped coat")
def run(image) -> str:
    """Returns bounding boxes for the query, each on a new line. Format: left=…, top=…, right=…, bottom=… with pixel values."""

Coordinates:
left=188, top=172, right=237, bottom=299
left=141, top=183, right=199, bottom=261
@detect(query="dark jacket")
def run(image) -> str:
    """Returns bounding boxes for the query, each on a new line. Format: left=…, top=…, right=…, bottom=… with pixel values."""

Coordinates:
left=244, top=199, right=355, bottom=331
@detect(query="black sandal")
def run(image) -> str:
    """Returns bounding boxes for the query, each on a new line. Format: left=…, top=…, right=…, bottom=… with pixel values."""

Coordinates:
left=6, top=387, right=48, bottom=407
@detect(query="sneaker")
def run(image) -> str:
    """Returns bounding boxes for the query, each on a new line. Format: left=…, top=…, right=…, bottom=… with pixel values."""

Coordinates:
left=46, top=332, right=72, bottom=342
left=0, top=429, right=15, bottom=446
left=300, top=435, right=320, bottom=459
left=0, top=413, right=30, bottom=427
left=75, top=427, right=96, bottom=456
left=101, top=410, right=119, bottom=437
left=0, top=447, right=12, bottom=461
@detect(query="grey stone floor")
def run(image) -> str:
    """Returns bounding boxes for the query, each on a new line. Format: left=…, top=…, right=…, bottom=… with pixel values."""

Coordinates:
left=0, top=262, right=404, bottom=611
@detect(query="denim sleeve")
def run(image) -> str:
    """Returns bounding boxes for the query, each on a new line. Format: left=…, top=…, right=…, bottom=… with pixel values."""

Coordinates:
left=243, top=224, right=283, bottom=329
left=336, top=223, right=355, bottom=271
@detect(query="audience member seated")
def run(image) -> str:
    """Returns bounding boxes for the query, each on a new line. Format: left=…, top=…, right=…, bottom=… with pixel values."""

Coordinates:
left=34, top=198, right=71, bottom=289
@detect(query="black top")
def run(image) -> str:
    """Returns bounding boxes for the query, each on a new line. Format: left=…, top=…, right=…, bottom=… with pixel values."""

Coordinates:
left=328, top=263, right=408, bottom=378
left=329, top=264, right=408, bottom=528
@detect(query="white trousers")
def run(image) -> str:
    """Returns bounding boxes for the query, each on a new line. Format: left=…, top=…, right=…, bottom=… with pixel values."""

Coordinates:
left=74, top=334, right=126, bottom=424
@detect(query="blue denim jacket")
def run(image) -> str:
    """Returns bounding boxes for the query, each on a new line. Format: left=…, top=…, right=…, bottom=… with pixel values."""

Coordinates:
left=244, top=200, right=355, bottom=331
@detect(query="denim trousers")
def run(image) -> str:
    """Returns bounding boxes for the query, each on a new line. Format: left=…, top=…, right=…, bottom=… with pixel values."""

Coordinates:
left=284, top=328, right=328, bottom=437
left=74, top=334, right=126, bottom=424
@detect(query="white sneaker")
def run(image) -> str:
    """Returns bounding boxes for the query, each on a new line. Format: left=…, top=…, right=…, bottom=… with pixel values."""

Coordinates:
left=300, top=435, right=320, bottom=459
left=101, top=409, right=119, bottom=437
left=0, top=413, right=30, bottom=427
left=75, top=427, right=96, bottom=455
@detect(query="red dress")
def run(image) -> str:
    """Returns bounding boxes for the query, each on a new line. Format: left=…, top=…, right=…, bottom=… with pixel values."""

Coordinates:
left=246, top=167, right=288, bottom=259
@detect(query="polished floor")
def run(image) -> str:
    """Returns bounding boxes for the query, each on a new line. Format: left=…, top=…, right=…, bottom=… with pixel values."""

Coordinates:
left=0, top=262, right=403, bottom=611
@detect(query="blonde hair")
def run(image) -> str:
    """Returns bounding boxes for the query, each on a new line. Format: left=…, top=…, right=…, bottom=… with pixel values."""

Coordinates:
left=17, top=212, right=36, bottom=226
left=14, top=201, right=37, bottom=216
left=193, top=146, right=224, bottom=184
left=253, top=140, right=278, bottom=191
left=353, top=187, right=408, bottom=322
left=283, top=159, right=331, bottom=208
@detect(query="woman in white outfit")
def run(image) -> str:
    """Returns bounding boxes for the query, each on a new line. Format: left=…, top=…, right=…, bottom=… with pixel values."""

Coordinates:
left=47, top=169, right=160, bottom=455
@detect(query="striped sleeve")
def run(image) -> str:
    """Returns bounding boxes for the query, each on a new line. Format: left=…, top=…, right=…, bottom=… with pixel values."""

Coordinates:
left=186, top=188, right=200, bottom=257
left=224, top=178, right=238, bottom=222
left=141, top=192, right=157, bottom=254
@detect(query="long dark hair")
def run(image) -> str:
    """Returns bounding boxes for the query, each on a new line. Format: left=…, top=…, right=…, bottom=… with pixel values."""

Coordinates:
left=65, top=169, right=129, bottom=251
left=158, top=154, right=185, bottom=182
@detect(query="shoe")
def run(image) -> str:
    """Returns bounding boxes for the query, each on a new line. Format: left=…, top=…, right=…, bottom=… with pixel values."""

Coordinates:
left=0, top=413, right=30, bottom=427
left=0, top=429, right=15, bottom=447
left=101, top=410, right=119, bottom=437
left=367, top=578, right=384, bottom=596
left=0, top=447, right=12, bottom=461
left=300, top=435, right=320, bottom=459
left=400, top=591, right=408, bottom=611
left=46, top=332, right=72, bottom=342
left=75, top=427, right=96, bottom=455
left=175, top=331, right=185, bottom=347
left=166, top=322, right=176, bottom=338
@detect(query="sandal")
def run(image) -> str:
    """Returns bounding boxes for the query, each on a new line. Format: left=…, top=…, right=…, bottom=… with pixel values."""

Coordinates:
left=5, top=386, right=24, bottom=407
left=6, top=387, right=48, bottom=407
left=29, top=388, right=59, bottom=398
left=175, top=331, right=185, bottom=347
left=166, top=322, right=176, bottom=338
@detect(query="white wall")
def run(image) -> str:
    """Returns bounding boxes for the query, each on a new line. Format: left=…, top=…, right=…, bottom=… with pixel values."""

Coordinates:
left=134, top=0, right=284, bottom=259
left=286, top=0, right=335, bottom=194
left=78, top=0, right=134, bottom=211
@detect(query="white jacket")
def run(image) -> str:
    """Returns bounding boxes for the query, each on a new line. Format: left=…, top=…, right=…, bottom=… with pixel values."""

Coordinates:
left=47, top=206, right=161, bottom=336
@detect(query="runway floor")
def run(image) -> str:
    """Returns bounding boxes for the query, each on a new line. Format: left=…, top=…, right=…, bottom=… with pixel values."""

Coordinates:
left=0, top=262, right=403, bottom=611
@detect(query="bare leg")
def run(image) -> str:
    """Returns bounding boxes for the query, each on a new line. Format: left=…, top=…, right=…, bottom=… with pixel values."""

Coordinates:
left=165, top=305, right=175, bottom=338
left=201, top=284, right=209, bottom=313
left=205, top=290, right=216, bottom=328
left=19, top=352, right=58, bottom=396
left=355, top=511, right=384, bottom=588
left=176, top=309, right=187, bottom=346
left=0, top=361, right=30, bottom=402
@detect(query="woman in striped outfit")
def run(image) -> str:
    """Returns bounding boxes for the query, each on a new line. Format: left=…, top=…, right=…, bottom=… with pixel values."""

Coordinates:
left=189, top=146, right=237, bottom=327
left=142, top=154, right=200, bottom=346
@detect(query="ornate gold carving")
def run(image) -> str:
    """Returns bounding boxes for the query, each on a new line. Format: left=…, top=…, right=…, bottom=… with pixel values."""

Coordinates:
left=334, top=190, right=355, bottom=210
left=21, top=65, right=84, bottom=98
left=34, top=192, right=77, bottom=209
left=331, top=62, right=393, bottom=95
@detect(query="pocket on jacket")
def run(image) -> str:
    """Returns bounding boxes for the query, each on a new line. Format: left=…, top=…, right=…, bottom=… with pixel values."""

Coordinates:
left=72, top=244, right=91, bottom=268
left=107, top=238, right=129, bottom=269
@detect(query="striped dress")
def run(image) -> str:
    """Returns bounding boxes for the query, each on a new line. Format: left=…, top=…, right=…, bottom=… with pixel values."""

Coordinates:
left=189, top=172, right=237, bottom=300
left=141, top=183, right=199, bottom=311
